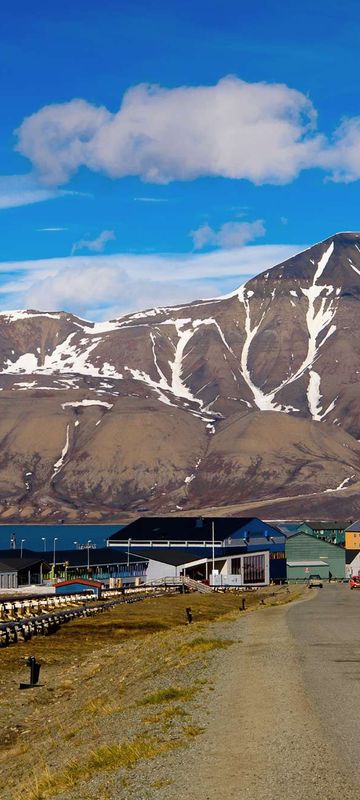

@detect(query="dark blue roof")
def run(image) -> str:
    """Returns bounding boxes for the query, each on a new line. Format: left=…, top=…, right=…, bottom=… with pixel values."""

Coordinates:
left=108, top=516, right=283, bottom=545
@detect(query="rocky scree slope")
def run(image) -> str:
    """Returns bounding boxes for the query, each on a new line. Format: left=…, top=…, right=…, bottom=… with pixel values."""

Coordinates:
left=0, top=232, right=360, bottom=520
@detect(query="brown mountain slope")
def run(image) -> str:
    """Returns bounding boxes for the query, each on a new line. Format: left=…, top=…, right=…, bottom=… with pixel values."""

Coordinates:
left=0, top=232, right=359, bottom=520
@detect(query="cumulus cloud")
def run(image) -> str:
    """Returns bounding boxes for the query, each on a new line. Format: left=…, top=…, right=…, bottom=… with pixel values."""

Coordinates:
left=318, top=117, right=360, bottom=183
left=15, top=76, right=325, bottom=187
left=71, top=229, right=115, bottom=255
left=0, top=243, right=304, bottom=320
left=191, top=219, right=265, bottom=250
left=10, top=76, right=360, bottom=190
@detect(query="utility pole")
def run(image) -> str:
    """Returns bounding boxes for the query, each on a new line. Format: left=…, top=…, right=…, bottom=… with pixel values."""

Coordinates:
left=87, top=540, right=91, bottom=572
left=53, top=537, right=58, bottom=577
left=212, top=520, right=215, bottom=586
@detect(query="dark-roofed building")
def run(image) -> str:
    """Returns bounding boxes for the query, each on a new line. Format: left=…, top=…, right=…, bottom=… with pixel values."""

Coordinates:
left=0, top=547, right=147, bottom=586
left=120, top=544, right=271, bottom=586
left=40, top=547, right=148, bottom=584
left=345, top=548, right=360, bottom=579
left=108, top=516, right=284, bottom=548
left=0, top=555, right=51, bottom=588
left=296, top=520, right=348, bottom=546
left=108, top=516, right=286, bottom=584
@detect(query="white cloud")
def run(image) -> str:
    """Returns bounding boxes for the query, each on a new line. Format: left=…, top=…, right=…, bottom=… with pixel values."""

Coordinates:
left=9, top=76, right=360, bottom=192
left=0, top=175, right=65, bottom=209
left=71, top=229, right=115, bottom=255
left=133, top=196, right=168, bottom=202
left=0, top=176, right=90, bottom=210
left=38, top=227, right=68, bottom=232
left=191, top=219, right=265, bottom=249
left=0, top=243, right=304, bottom=320
left=318, top=116, right=360, bottom=183
left=15, top=76, right=324, bottom=187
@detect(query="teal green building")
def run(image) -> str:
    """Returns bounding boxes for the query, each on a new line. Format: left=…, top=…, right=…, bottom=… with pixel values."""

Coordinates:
left=296, top=521, right=348, bottom=546
left=286, top=531, right=345, bottom=582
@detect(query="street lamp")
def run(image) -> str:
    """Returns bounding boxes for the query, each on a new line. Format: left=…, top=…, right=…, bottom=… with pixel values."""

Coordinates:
left=87, top=540, right=92, bottom=571
left=127, top=538, right=132, bottom=574
left=41, top=537, right=47, bottom=552
left=73, top=541, right=78, bottom=549
left=20, top=539, right=26, bottom=558
left=53, top=537, right=58, bottom=574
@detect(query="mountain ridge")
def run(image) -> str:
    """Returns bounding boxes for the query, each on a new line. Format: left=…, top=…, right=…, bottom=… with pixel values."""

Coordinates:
left=0, top=231, right=359, bottom=523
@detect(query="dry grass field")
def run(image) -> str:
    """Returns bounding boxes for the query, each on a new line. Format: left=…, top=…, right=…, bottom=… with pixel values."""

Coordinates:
left=0, top=586, right=304, bottom=800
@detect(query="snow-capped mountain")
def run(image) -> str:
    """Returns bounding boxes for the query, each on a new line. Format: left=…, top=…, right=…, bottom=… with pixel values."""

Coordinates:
left=1, top=231, right=360, bottom=522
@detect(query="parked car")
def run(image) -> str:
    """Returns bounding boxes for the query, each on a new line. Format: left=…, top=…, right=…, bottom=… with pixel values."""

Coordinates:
left=307, top=574, right=323, bottom=588
left=350, top=576, right=360, bottom=590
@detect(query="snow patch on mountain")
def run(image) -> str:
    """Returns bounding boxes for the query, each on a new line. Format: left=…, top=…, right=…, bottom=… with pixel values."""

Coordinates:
left=62, top=400, right=113, bottom=410
left=51, top=424, right=70, bottom=480
left=307, top=369, right=322, bottom=420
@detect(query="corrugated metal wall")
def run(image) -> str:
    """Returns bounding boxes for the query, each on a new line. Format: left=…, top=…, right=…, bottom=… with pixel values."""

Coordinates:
left=286, top=533, right=345, bottom=581
left=0, top=571, right=17, bottom=589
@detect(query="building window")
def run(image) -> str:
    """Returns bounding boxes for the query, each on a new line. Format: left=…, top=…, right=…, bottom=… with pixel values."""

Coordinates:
left=231, top=558, right=242, bottom=575
left=243, top=554, right=265, bottom=584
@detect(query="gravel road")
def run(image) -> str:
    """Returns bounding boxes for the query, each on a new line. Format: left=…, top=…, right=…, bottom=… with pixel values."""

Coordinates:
left=153, top=589, right=358, bottom=800
left=288, top=583, right=360, bottom=788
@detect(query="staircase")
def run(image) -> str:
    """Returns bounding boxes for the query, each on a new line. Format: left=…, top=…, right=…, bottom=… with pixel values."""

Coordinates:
left=145, top=576, right=213, bottom=593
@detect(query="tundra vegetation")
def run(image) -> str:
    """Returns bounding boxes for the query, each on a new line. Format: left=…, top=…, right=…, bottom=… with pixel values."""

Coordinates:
left=0, top=587, right=302, bottom=799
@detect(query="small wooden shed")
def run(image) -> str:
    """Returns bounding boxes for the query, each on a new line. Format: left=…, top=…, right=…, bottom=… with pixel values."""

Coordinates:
left=54, top=579, right=102, bottom=597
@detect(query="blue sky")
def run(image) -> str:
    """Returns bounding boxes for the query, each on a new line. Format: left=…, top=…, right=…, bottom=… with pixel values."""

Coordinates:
left=1, top=0, right=360, bottom=318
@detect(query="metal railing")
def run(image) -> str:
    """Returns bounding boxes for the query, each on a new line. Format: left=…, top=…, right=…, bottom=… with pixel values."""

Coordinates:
left=0, top=589, right=176, bottom=649
left=144, top=576, right=213, bottom=593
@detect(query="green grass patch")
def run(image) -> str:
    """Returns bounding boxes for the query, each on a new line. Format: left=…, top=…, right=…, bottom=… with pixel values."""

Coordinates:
left=139, top=685, right=197, bottom=706
left=143, top=705, right=189, bottom=725
left=81, top=695, right=121, bottom=716
left=183, top=723, right=205, bottom=737
left=183, top=636, right=234, bottom=653
left=151, top=778, right=172, bottom=789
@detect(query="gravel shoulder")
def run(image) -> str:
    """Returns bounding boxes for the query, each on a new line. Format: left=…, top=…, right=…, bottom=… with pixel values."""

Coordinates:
left=152, top=593, right=357, bottom=800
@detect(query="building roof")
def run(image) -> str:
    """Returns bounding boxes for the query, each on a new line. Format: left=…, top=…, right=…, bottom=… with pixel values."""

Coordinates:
left=298, top=520, right=349, bottom=531
left=54, top=579, right=102, bottom=588
left=346, top=549, right=360, bottom=564
left=129, top=543, right=273, bottom=567
left=345, top=520, right=360, bottom=532
left=0, top=561, right=18, bottom=573
left=0, top=556, right=51, bottom=571
left=129, top=547, right=209, bottom=567
left=287, top=560, right=329, bottom=567
left=285, top=531, right=344, bottom=549
left=108, top=516, right=283, bottom=545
